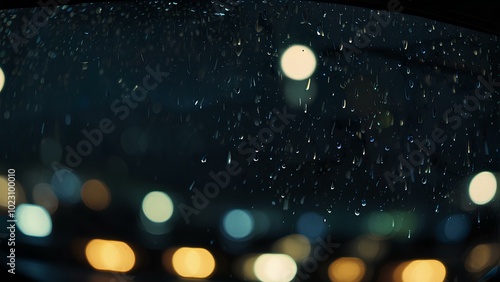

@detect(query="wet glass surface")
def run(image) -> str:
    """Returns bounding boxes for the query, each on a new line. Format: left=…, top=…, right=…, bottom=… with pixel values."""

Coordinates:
left=0, top=1, right=499, bottom=281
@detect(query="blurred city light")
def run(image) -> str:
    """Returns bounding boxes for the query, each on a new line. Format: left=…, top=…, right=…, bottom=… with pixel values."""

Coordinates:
left=171, top=247, right=215, bottom=279
left=16, top=204, right=52, bottom=237
left=280, top=44, right=317, bottom=80
left=0, top=66, right=4, bottom=92
left=465, top=244, right=500, bottom=273
left=234, top=254, right=259, bottom=281
left=353, top=235, right=387, bottom=261
left=222, top=209, right=254, bottom=240
left=396, top=259, right=446, bottom=282
left=85, top=239, right=136, bottom=272
left=81, top=179, right=111, bottom=211
left=0, top=176, right=27, bottom=210
left=51, top=169, right=82, bottom=204
left=253, top=253, right=297, bottom=282
left=32, top=183, right=59, bottom=214
left=142, top=191, right=174, bottom=223
left=435, top=214, right=470, bottom=243
left=297, top=211, right=327, bottom=240
left=328, top=257, right=366, bottom=282
left=272, top=234, right=311, bottom=262
left=469, top=171, right=497, bottom=205
left=366, top=211, right=394, bottom=237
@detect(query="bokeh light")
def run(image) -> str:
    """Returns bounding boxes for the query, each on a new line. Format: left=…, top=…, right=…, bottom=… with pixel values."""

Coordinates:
left=465, top=244, right=500, bottom=273
left=436, top=214, right=470, bottom=243
left=400, top=260, right=446, bottom=282
left=234, top=254, right=259, bottom=281
left=0, top=176, right=26, bottom=209
left=328, top=257, right=366, bottom=282
left=297, top=211, right=326, bottom=240
left=0, top=66, right=5, bottom=92
left=253, top=254, right=297, bottom=282
left=222, top=209, right=254, bottom=240
left=366, top=212, right=394, bottom=237
left=272, top=234, right=311, bottom=262
left=33, top=183, right=59, bottom=214
left=354, top=235, right=387, bottom=261
left=142, top=191, right=174, bottom=223
left=16, top=204, right=52, bottom=237
left=81, top=179, right=111, bottom=211
left=280, top=44, right=317, bottom=80
left=171, top=247, right=215, bottom=279
left=85, top=239, right=135, bottom=272
left=469, top=171, right=497, bottom=205
left=51, top=169, right=82, bottom=204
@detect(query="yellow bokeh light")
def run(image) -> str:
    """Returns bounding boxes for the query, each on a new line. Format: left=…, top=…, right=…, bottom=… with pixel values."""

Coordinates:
left=401, top=260, right=446, bottom=282
left=272, top=234, right=311, bottom=262
left=0, top=67, right=5, bottom=92
left=254, top=254, right=297, bottom=282
left=355, top=235, right=385, bottom=261
left=233, top=254, right=259, bottom=281
left=328, top=257, right=366, bottom=282
left=465, top=244, right=499, bottom=273
left=81, top=179, right=111, bottom=211
left=280, top=44, right=317, bottom=80
left=142, top=191, right=174, bottom=223
left=0, top=176, right=26, bottom=210
left=172, top=247, right=216, bottom=279
left=85, top=239, right=135, bottom=272
left=469, top=171, right=497, bottom=205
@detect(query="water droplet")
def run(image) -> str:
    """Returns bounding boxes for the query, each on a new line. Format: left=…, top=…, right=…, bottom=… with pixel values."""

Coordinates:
left=227, top=151, right=232, bottom=165
left=421, top=177, right=427, bottom=184
left=384, top=146, right=390, bottom=151
left=369, top=136, right=375, bottom=143
left=354, top=209, right=360, bottom=216
left=407, top=135, right=414, bottom=143
left=336, top=142, right=342, bottom=149
left=201, top=155, right=207, bottom=163
left=361, top=199, right=366, bottom=207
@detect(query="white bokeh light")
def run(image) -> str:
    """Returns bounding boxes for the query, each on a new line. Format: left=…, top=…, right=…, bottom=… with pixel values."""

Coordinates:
left=254, top=254, right=297, bottom=282
left=17, top=204, right=52, bottom=237
left=142, top=191, right=174, bottom=222
left=280, top=45, right=317, bottom=80
left=469, top=171, right=497, bottom=205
